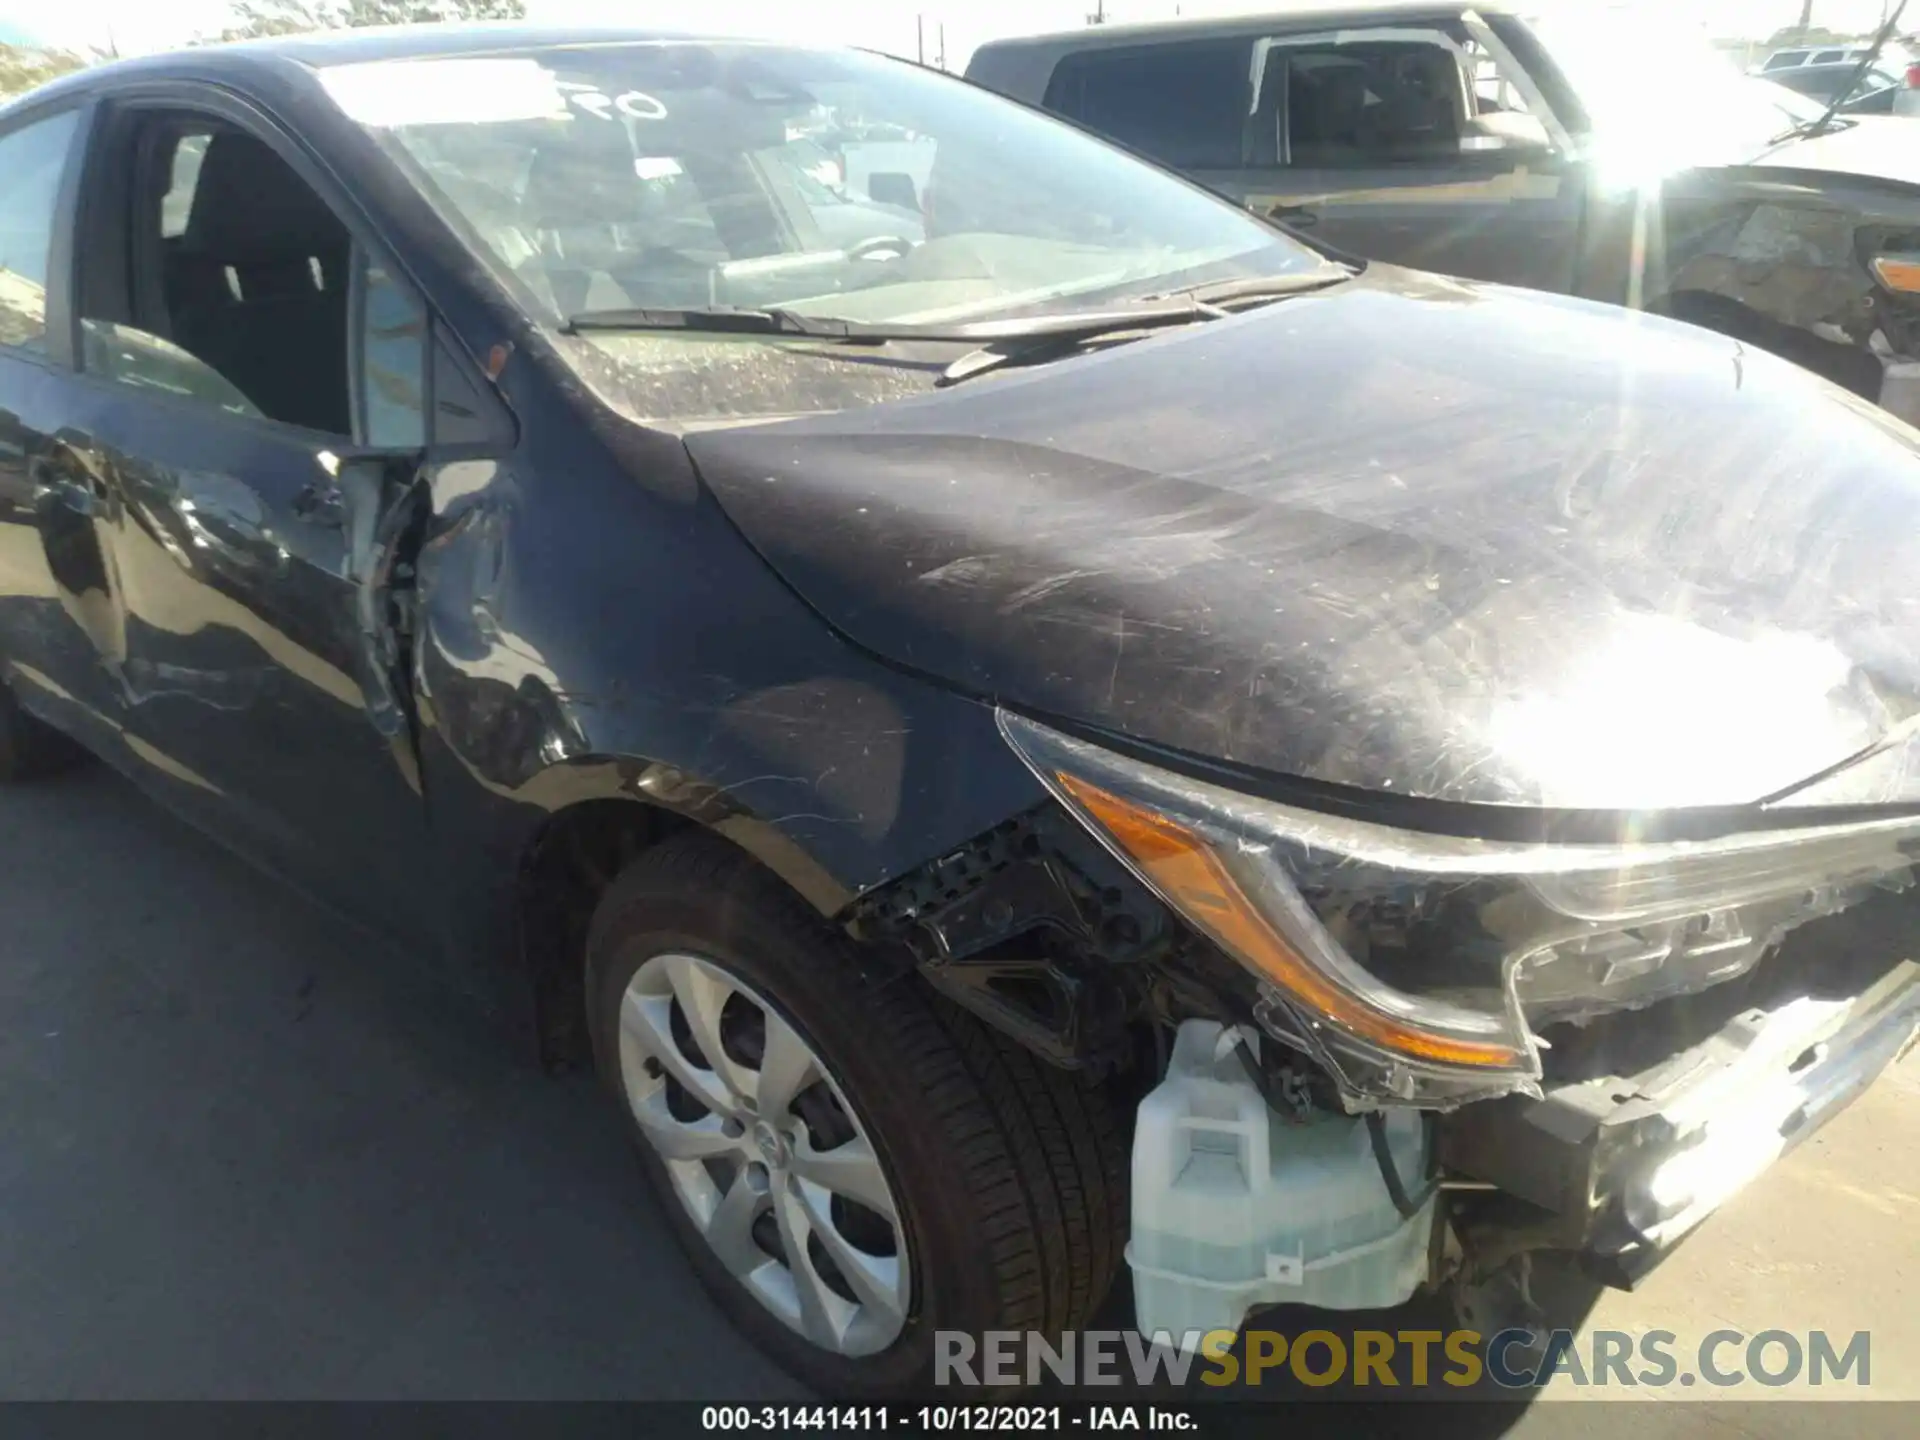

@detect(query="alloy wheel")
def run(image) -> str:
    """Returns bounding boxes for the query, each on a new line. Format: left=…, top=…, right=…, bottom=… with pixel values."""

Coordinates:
left=617, top=951, right=912, bottom=1357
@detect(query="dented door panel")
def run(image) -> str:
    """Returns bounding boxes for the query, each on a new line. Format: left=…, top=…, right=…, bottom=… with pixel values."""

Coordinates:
left=66, top=378, right=438, bottom=940
left=0, top=357, right=131, bottom=751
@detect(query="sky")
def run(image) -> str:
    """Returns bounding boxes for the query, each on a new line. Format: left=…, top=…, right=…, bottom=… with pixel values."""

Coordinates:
left=0, top=0, right=1911, bottom=65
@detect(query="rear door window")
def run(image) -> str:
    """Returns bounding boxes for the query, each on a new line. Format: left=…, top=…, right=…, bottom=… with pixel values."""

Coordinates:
left=0, top=109, right=83, bottom=355
left=1043, top=39, right=1254, bottom=169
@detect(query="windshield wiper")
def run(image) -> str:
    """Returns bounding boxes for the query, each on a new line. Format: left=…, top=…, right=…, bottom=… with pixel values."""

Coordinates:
left=561, top=300, right=1217, bottom=343
left=563, top=289, right=1336, bottom=385
left=938, top=269, right=1356, bottom=386
left=1776, top=0, right=1909, bottom=143
left=560, top=306, right=905, bottom=339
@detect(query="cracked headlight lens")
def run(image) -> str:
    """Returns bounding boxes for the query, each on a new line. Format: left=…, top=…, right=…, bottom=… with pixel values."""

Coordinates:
left=1000, top=711, right=1920, bottom=1108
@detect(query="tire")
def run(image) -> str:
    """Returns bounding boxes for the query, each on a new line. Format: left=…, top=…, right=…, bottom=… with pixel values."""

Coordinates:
left=0, top=679, right=88, bottom=782
left=585, top=830, right=1130, bottom=1398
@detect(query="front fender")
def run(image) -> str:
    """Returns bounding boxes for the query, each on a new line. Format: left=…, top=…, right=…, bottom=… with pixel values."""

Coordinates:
left=401, top=436, right=1045, bottom=1042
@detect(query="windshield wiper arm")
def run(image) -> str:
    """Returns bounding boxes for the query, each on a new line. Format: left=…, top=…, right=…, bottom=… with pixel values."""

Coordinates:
left=936, top=272, right=1353, bottom=386
left=937, top=306, right=1226, bottom=387
left=1780, top=0, right=1909, bottom=143
left=1145, top=267, right=1361, bottom=307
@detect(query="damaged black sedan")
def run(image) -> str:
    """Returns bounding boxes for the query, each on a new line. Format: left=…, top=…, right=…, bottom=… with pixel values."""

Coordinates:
left=1, top=25, right=1917, bottom=1397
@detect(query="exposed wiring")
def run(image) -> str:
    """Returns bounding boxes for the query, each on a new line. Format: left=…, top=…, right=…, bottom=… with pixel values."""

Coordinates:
left=1366, top=1110, right=1440, bottom=1219
left=1231, top=1033, right=1291, bottom=1113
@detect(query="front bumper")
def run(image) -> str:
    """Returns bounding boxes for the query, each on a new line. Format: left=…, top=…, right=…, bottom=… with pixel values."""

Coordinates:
left=1879, top=354, right=1920, bottom=430
left=1438, top=957, right=1920, bottom=1286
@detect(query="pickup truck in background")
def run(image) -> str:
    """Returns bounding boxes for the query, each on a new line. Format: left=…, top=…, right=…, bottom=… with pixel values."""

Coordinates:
left=968, top=2, right=1920, bottom=426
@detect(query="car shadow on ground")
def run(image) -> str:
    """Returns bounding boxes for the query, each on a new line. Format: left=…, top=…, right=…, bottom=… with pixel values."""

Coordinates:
left=0, top=763, right=1609, bottom=1426
left=1036, top=1258, right=1604, bottom=1420
left=0, top=766, right=806, bottom=1401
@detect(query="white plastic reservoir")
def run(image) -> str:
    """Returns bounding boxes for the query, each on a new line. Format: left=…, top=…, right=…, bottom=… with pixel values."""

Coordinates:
left=1128, top=1020, right=1436, bottom=1345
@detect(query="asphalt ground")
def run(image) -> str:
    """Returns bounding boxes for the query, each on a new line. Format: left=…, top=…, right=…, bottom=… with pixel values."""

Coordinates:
left=1, top=763, right=1913, bottom=1435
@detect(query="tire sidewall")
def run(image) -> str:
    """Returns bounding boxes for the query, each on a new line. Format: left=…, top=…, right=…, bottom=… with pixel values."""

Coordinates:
left=587, top=881, right=1006, bottom=1398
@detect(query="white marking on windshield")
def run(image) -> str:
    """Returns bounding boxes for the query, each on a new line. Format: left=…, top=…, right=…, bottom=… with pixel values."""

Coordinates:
left=319, top=58, right=570, bottom=127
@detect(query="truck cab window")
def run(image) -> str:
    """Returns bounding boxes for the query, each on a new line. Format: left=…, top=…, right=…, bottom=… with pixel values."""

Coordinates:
left=1043, top=40, right=1253, bottom=170
left=1257, top=25, right=1551, bottom=169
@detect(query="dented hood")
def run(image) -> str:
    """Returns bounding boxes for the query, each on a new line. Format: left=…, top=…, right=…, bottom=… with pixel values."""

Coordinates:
left=684, top=268, right=1920, bottom=812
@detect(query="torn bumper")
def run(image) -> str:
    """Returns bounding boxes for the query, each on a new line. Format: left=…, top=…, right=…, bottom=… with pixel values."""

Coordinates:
left=1437, top=959, right=1920, bottom=1286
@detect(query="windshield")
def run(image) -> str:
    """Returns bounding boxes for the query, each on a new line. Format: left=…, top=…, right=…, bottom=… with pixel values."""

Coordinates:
left=1523, top=12, right=1832, bottom=163
left=322, top=42, right=1321, bottom=334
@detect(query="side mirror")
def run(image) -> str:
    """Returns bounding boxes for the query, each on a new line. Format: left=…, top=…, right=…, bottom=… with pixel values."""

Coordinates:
left=1462, top=110, right=1556, bottom=159
left=868, top=171, right=920, bottom=211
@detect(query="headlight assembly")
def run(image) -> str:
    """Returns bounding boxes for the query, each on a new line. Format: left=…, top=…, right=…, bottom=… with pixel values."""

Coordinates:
left=999, top=711, right=1920, bottom=1109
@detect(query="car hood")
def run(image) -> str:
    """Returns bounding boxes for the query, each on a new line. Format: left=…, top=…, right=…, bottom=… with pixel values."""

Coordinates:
left=1753, top=115, right=1920, bottom=188
left=683, top=266, right=1920, bottom=814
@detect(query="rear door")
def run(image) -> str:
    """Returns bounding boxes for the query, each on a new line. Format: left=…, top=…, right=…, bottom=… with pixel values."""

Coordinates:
left=58, top=90, right=448, bottom=940
left=0, top=100, right=129, bottom=754
left=1040, top=37, right=1259, bottom=201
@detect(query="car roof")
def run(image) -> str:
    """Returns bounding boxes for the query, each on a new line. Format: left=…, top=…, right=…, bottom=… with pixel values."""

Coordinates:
left=171, top=21, right=760, bottom=64
left=968, top=0, right=1510, bottom=54
left=0, top=24, right=854, bottom=117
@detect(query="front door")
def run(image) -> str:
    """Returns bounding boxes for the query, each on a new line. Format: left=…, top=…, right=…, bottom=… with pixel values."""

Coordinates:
left=61, top=98, right=439, bottom=943
left=1228, top=21, right=1584, bottom=293
left=1238, top=157, right=1583, bottom=293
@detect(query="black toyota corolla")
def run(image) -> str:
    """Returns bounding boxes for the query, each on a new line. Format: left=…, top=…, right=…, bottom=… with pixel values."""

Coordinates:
left=2, top=25, right=1917, bottom=1397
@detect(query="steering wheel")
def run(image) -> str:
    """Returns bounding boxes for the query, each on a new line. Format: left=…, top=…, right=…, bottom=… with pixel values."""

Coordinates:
left=846, top=235, right=913, bottom=262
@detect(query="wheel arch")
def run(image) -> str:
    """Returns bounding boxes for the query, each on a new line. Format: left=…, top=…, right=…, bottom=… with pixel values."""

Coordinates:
left=507, top=757, right=860, bottom=1073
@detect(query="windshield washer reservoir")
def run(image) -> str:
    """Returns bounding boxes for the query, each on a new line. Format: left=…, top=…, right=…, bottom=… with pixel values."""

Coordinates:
left=1128, top=1021, right=1436, bottom=1346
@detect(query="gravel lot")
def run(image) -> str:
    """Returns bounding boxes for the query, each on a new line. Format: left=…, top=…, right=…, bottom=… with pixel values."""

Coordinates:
left=1, top=764, right=1914, bottom=1431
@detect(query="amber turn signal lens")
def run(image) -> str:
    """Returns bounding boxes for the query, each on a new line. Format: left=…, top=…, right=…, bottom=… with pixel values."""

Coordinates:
left=1053, top=772, right=1524, bottom=1070
left=1872, top=255, right=1920, bottom=294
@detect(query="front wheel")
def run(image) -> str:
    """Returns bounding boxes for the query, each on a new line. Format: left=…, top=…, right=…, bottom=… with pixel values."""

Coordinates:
left=586, top=830, right=1129, bottom=1397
